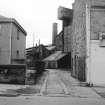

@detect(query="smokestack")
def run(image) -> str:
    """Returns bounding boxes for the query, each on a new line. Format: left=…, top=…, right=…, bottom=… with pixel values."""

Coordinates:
left=52, top=23, right=58, bottom=45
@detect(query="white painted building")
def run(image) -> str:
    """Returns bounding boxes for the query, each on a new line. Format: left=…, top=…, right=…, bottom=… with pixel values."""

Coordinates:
left=86, top=3, right=105, bottom=85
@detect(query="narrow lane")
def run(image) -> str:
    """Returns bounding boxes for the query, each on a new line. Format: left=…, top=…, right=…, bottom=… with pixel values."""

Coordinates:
left=40, top=69, right=70, bottom=95
left=39, top=69, right=101, bottom=98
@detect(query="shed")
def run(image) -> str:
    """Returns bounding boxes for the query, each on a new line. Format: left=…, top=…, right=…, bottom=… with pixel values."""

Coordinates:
left=43, top=51, right=71, bottom=69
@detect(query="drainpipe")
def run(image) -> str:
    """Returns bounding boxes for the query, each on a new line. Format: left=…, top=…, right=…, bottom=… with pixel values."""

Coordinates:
left=9, top=21, right=12, bottom=64
left=86, top=4, right=92, bottom=85
left=62, top=21, right=64, bottom=53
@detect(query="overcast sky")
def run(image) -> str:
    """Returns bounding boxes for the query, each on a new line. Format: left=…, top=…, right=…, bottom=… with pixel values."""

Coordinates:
left=0, top=0, right=74, bottom=48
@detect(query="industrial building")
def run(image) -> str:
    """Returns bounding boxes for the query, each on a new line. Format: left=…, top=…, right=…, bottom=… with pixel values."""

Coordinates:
left=60, top=0, right=105, bottom=85
left=0, top=15, right=27, bottom=64
left=0, top=15, right=27, bottom=84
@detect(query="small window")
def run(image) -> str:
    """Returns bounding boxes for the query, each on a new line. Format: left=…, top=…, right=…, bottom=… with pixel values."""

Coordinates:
left=16, top=50, right=19, bottom=58
left=17, top=29, right=20, bottom=40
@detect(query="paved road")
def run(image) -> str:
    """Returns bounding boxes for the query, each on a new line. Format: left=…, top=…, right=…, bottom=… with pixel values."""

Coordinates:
left=40, top=69, right=102, bottom=98
left=40, top=69, right=70, bottom=95
left=0, top=69, right=105, bottom=105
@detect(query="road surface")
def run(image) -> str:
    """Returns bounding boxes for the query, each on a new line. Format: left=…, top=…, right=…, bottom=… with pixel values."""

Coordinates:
left=0, top=69, right=105, bottom=105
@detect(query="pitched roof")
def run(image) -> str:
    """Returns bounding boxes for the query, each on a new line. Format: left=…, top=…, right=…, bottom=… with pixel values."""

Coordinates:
left=43, top=51, right=67, bottom=61
left=0, top=15, right=27, bottom=35
left=45, top=46, right=56, bottom=51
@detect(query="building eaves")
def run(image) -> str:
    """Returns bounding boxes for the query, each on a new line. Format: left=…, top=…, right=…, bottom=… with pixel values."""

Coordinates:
left=43, top=51, right=67, bottom=61
left=0, top=15, right=27, bottom=36
left=45, top=46, right=56, bottom=51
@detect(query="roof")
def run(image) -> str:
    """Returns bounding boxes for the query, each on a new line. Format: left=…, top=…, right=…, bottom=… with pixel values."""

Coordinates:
left=0, top=15, right=27, bottom=35
left=45, top=46, right=56, bottom=51
left=26, top=44, right=45, bottom=51
left=43, top=51, right=67, bottom=61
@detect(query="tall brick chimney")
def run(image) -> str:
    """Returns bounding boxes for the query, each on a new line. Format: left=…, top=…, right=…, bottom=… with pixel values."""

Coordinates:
left=52, top=23, right=58, bottom=45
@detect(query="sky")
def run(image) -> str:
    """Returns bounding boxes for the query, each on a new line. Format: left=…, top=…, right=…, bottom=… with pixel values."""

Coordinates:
left=0, top=0, right=74, bottom=48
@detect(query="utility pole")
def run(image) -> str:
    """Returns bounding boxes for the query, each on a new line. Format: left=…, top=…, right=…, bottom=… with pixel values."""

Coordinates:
left=33, top=33, right=35, bottom=47
left=32, top=33, right=35, bottom=67
left=32, top=33, right=35, bottom=57
left=39, top=39, right=41, bottom=60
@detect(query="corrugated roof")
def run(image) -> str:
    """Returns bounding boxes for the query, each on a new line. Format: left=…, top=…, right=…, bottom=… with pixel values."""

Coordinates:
left=46, top=46, right=56, bottom=50
left=43, top=51, right=67, bottom=61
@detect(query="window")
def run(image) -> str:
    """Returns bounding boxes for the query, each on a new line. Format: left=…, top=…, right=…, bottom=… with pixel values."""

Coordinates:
left=16, top=50, right=19, bottom=58
left=17, top=29, right=20, bottom=40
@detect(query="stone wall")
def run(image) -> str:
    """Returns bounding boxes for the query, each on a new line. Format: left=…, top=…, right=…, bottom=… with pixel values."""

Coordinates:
left=71, top=0, right=105, bottom=81
left=64, top=25, right=72, bottom=53
left=71, top=0, right=87, bottom=81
